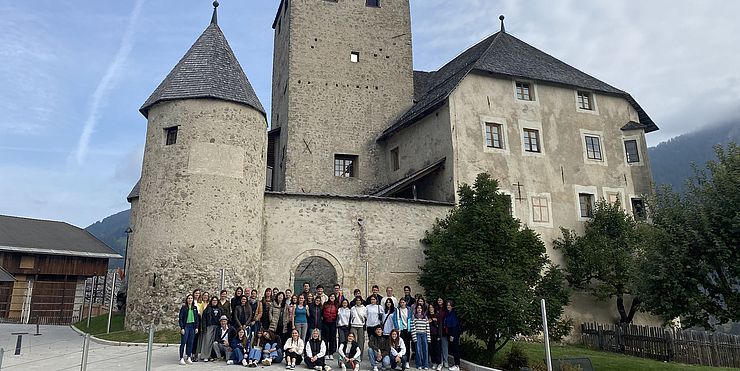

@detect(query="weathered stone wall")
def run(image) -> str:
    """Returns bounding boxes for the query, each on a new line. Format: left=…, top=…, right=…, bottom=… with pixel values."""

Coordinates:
left=270, top=1, right=292, bottom=191
left=276, top=0, right=414, bottom=194
left=261, top=192, right=451, bottom=297
left=125, top=99, right=267, bottom=330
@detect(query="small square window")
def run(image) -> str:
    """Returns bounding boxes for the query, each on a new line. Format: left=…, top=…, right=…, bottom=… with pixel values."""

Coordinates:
left=577, top=91, right=593, bottom=110
left=523, top=128, right=541, bottom=153
left=164, top=126, right=178, bottom=145
left=625, top=140, right=640, bottom=163
left=350, top=52, right=360, bottom=63
left=531, top=196, right=549, bottom=223
left=334, top=154, right=358, bottom=177
left=485, top=123, right=503, bottom=149
left=607, top=192, right=621, bottom=205
left=631, top=198, right=646, bottom=219
left=390, top=147, right=400, bottom=171
left=516, top=81, right=534, bottom=101
left=366, top=0, right=380, bottom=7
left=579, top=193, right=595, bottom=218
left=20, top=255, right=35, bottom=269
left=585, top=135, right=602, bottom=160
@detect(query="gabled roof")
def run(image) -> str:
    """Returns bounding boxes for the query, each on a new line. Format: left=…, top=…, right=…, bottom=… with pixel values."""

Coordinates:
left=372, top=158, right=447, bottom=197
left=380, top=31, right=658, bottom=140
left=140, top=19, right=265, bottom=117
left=0, top=215, right=121, bottom=259
left=127, top=180, right=140, bottom=202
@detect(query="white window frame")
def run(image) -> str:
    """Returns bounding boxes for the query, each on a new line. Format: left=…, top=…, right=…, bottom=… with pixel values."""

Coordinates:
left=480, top=116, right=509, bottom=154
left=528, top=193, right=553, bottom=228
left=580, top=129, right=608, bottom=166
left=622, top=134, right=645, bottom=166
left=519, top=119, right=545, bottom=157
left=350, top=51, right=360, bottom=63
left=574, top=185, right=598, bottom=221
left=574, top=90, right=599, bottom=115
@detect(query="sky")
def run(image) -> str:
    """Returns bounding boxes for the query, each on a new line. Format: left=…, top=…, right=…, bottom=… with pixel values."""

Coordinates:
left=1, top=0, right=739, bottom=228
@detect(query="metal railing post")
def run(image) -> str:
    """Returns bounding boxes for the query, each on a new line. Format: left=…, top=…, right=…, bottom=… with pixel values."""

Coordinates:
left=80, top=333, right=90, bottom=371
left=106, top=276, right=117, bottom=333
left=0, top=347, right=4, bottom=369
left=86, top=277, right=96, bottom=328
left=145, top=324, right=155, bottom=371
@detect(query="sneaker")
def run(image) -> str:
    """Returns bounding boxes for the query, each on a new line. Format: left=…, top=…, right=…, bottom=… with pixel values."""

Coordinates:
left=267, top=359, right=273, bottom=366
left=186, top=357, right=193, bottom=364
left=325, top=366, right=332, bottom=371
left=242, top=359, right=248, bottom=366
left=373, top=367, right=379, bottom=371
left=179, top=358, right=186, bottom=365
left=228, top=360, right=235, bottom=365
left=436, top=365, right=442, bottom=371
left=287, top=365, right=292, bottom=369
left=341, top=364, right=347, bottom=371
left=315, top=367, right=322, bottom=371
left=406, top=363, right=410, bottom=369
left=291, top=363, right=296, bottom=369
left=449, top=367, right=458, bottom=371
left=204, top=358, right=209, bottom=362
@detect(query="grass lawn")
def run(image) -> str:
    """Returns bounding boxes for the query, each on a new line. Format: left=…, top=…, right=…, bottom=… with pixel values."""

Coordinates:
left=72, top=313, right=180, bottom=344
left=492, top=341, right=738, bottom=371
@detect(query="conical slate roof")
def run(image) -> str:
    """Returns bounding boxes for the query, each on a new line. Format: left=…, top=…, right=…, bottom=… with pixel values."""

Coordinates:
left=140, top=20, right=265, bottom=117
left=380, top=30, right=657, bottom=140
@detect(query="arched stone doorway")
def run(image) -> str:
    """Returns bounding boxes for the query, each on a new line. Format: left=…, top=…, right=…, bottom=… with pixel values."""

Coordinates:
left=293, top=256, right=338, bottom=295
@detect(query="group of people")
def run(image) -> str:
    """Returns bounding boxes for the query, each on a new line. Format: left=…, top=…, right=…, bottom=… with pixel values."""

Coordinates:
left=178, top=283, right=461, bottom=371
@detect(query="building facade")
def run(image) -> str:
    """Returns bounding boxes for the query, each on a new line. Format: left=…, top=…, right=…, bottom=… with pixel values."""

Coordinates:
left=125, top=1, right=658, bottom=330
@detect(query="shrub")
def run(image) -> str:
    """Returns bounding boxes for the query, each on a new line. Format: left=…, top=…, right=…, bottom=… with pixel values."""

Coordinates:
left=549, top=317, right=574, bottom=342
left=503, top=345, right=528, bottom=371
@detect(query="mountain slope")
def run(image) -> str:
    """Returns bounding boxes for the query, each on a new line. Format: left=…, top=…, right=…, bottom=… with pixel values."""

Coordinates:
left=85, top=209, right=130, bottom=268
left=649, top=120, right=739, bottom=194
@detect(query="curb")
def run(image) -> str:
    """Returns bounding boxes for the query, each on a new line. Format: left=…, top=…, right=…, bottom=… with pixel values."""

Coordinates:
left=69, top=324, right=177, bottom=347
left=460, top=359, right=503, bottom=371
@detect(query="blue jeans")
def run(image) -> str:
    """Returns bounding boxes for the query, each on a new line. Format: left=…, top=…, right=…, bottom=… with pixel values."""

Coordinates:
left=367, top=348, right=390, bottom=369
left=231, top=347, right=245, bottom=362
left=179, top=323, right=197, bottom=359
left=415, top=333, right=429, bottom=368
left=263, top=342, right=279, bottom=360
left=440, top=336, right=449, bottom=366
left=390, top=354, right=408, bottom=370
left=249, top=347, right=263, bottom=361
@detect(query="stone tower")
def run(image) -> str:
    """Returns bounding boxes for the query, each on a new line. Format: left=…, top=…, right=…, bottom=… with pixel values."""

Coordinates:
left=125, top=3, right=267, bottom=330
left=269, top=0, right=414, bottom=194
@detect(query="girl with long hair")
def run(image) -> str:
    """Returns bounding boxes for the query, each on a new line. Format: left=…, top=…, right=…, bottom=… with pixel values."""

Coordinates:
left=308, top=296, right=323, bottom=343
left=227, top=327, right=250, bottom=366
left=178, top=293, right=200, bottom=365
left=283, top=328, right=305, bottom=369
left=427, top=305, right=441, bottom=370
left=435, top=298, right=447, bottom=370
left=247, top=329, right=265, bottom=367
left=199, top=295, right=222, bottom=361
left=336, top=331, right=361, bottom=371
left=191, top=289, right=204, bottom=362
left=322, top=293, right=339, bottom=359
left=412, top=304, right=430, bottom=369
left=389, top=329, right=407, bottom=371
left=381, top=298, right=396, bottom=337
left=294, top=294, right=309, bottom=341
left=337, top=298, right=352, bottom=349
left=443, top=301, right=460, bottom=371
left=349, top=296, right=367, bottom=360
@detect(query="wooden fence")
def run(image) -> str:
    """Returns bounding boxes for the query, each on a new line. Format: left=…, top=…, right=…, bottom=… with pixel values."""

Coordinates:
left=581, top=322, right=740, bottom=368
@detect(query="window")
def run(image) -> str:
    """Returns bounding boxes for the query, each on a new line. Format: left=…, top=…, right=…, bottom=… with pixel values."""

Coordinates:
left=579, top=193, right=595, bottom=218
left=585, top=135, right=602, bottom=160
left=485, top=123, right=503, bottom=149
left=631, top=198, right=646, bottom=219
left=334, top=154, right=357, bottom=177
left=515, top=81, right=533, bottom=101
left=390, top=147, right=400, bottom=171
left=502, top=194, right=513, bottom=217
left=523, top=129, right=541, bottom=153
left=531, top=196, right=549, bottom=223
left=164, top=126, right=178, bottom=145
left=607, top=192, right=621, bottom=205
left=625, top=140, right=640, bottom=163
left=350, top=51, right=360, bottom=63
left=577, top=91, right=593, bottom=110
left=366, top=0, right=380, bottom=7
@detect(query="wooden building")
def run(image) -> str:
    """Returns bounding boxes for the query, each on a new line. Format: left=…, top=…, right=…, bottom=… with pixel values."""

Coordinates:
left=0, top=214, right=121, bottom=324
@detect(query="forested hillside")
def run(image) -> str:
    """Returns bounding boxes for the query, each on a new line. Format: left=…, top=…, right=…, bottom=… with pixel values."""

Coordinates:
left=85, top=209, right=130, bottom=268
left=649, top=121, right=739, bottom=193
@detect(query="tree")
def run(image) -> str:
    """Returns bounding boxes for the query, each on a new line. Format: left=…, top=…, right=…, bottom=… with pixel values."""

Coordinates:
left=553, top=200, right=643, bottom=324
left=418, top=173, right=569, bottom=360
left=637, top=143, right=739, bottom=328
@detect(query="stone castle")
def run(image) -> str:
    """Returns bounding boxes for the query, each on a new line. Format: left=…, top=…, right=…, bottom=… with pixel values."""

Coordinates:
left=125, top=0, right=658, bottom=330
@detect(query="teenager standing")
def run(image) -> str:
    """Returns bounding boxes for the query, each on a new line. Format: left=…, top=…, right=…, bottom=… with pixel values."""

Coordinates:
left=178, top=294, right=199, bottom=365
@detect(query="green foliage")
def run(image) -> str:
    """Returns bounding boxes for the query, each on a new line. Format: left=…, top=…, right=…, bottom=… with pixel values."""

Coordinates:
left=553, top=200, right=642, bottom=323
left=549, top=317, right=574, bottom=343
left=419, top=173, right=569, bottom=358
left=503, top=345, right=529, bottom=371
left=637, top=142, right=739, bottom=328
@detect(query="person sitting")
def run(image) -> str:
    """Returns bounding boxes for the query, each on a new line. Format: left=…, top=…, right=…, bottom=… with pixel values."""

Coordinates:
left=389, top=330, right=407, bottom=371
left=213, top=315, right=237, bottom=361
left=227, top=327, right=249, bottom=366
left=336, top=332, right=361, bottom=371
left=261, top=330, right=282, bottom=366
left=305, top=328, right=330, bottom=371
left=283, top=329, right=305, bottom=369
left=247, top=329, right=265, bottom=367
left=368, top=326, right=390, bottom=371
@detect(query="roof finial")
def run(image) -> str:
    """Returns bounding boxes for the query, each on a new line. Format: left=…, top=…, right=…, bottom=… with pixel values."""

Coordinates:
left=499, top=15, right=505, bottom=33
left=211, top=1, right=219, bottom=25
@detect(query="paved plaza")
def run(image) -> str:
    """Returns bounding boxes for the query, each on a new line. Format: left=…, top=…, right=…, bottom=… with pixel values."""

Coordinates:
left=0, top=324, right=288, bottom=370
